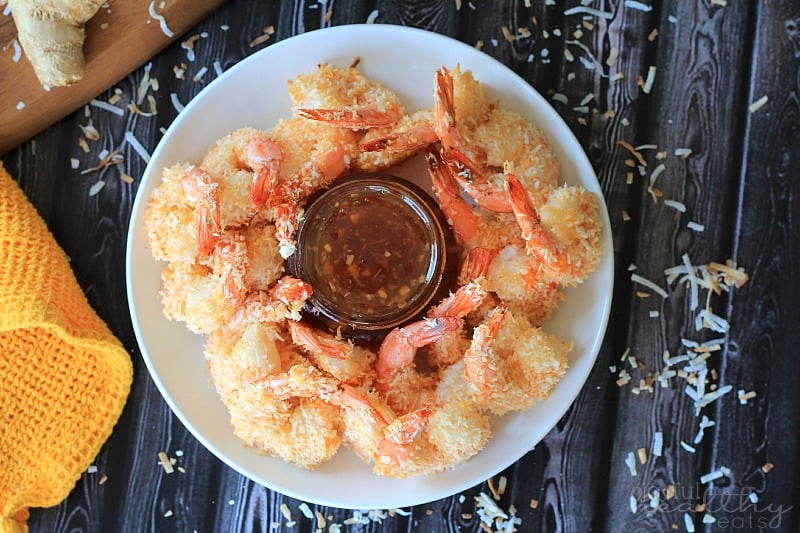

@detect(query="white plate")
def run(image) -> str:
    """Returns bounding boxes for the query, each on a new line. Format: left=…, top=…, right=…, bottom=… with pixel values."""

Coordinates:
left=126, top=24, right=613, bottom=509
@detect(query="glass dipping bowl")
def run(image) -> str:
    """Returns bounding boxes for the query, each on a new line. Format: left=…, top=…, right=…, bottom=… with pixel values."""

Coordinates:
left=290, top=174, right=457, bottom=343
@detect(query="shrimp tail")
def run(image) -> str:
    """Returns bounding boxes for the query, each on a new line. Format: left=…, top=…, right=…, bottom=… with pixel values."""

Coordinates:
left=507, top=171, right=563, bottom=268
left=464, top=305, right=507, bottom=395
left=289, top=320, right=351, bottom=360
left=296, top=105, right=399, bottom=128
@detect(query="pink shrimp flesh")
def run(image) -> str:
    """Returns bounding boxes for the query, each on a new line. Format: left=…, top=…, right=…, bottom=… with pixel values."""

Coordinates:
left=377, top=405, right=433, bottom=460
left=464, top=305, right=507, bottom=395
left=506, top=171, right=564, bottom=269
left=215, top=232, right=249, bottom=308
left=376, top=316, right=463, bottom=384
left=434, top=67, right=513, bottom=213
left=268, top=143, right=350, bottom=208
left=289, top=320, right=350, bottom=360
left=245, top=137, right=282, bottom=215
left=426, top=147, right=483, bottom=248
left=433, top=67, right=464, bottom=151
left=274, top=202, right=304, bottom=258
left=296, top=105, right=400, bottom=129
left=181, top=168, right=221, bottom=256
left=429, top=280, right=487, bottom=319
left=271, top=275, right=313, bottom=306
left=458, top=247, right=497, bottom=285
left=443, top=149, right=512, bottom=213
left=361, top=122, right=438, bottom=153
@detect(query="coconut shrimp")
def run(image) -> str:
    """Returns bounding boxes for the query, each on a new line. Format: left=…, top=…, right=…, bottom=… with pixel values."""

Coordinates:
left=426, top=146, right=512, bottom=252
left=264, top=117, right=354, bottom=256
left=205, top=323, right=342, bottom=468
left=159, top=262, right=236, bottom=334
left=424, top=254, right=491, bottom=368
left=288, top=321, right=377, bottom=386
left=485, top=245, right=565, bottom=326
left=289, top=63, right=436, bottom=176
left=342, top=359, right=491, bottom=479
left=243, top=275, right=313, bottom=323
left=507, top=170, right=603, bottom=286
left=375, top=316, right=463, bottom=414
left=464, top=306, right=572, bottom=415
left=356, top=108, right=438, bottom=172
left=255, top=363, right=432, bottom=470
left=288, top=63, right=405, bottom=129
left=146, top=163, right=213, bottom=265
left=433, top=66, right=560, bottom=213
left=199, top=127, right=276, bottom=228
left=205, top=221, right=288, bottom=308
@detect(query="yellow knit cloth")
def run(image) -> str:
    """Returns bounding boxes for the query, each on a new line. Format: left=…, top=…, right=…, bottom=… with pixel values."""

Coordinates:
left=0, top=163, right=132, bottom=533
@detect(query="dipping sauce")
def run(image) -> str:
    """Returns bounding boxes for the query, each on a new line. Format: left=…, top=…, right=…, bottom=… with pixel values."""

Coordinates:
left=306, top=191, right=432, bottom=317
left=292, top=174, right=455, bottom=341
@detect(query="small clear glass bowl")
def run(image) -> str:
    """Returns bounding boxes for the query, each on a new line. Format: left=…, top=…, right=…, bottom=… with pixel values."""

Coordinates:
left=290, top=174, right=457, bottom=343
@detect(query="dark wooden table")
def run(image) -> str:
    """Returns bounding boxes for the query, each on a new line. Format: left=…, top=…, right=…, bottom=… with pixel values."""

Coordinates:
left=3, top=1, right=798, bottom=531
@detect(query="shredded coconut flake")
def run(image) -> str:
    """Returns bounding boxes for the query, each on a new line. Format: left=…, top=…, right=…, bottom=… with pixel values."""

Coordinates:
left=664, top=199, right=687, bottom=212
left=564, top=6, right=613, bottom=19
left=653, top=432, right=663, bottom=456
left=157, top=451, right=174, bottom=473
left=625, top=0, right=652, bottom=11
left=298, top=502, right=313, bottom=519
left=700, top=467, right=729, bottom=484
left=685, top=513, right=695, bottom=532
left=12, top=39, right=21, bottom=62
left=749, top=95, right=768, bottom=113
left=125, top=131, right=151, bottom=163
left=90, top=99, right=124, bottom=116
left=631, top=273, right=668, bottom=298
left=686, top=220, right=706, bottom=232
left=642, top=66, right=656, bottom=94
left=148, top=1, right=174, bottom=37
left=625, top=451, right=637, bottom=476
left=366, top=9, right=379, bottom=23
left=193, top=66, right=208, bottom=81
left=170, top=93, right=185, bottom=113
left=647, top=163, right=666, bottom=201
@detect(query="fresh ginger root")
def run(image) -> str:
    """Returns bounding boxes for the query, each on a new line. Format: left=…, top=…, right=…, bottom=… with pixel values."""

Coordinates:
left=7, top=0, right=105, bottom=87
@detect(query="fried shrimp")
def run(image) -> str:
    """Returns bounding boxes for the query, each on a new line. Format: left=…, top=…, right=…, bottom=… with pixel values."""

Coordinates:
left=145, top=62, right=603, bottom=479
left=289, top=63, right=405, bottom=129
left=465, top=306, right=572, bottom=415
left=206, top=325, right=342, bottom=467
left=434, top=66, right=560, bottom=214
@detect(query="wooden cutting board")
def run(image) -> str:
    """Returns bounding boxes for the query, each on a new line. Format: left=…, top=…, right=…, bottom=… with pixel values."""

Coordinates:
left=0, top=0, right=227, bottom=155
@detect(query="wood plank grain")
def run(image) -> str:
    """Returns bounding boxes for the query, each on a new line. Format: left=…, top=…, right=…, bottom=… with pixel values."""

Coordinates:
left=601, top=1, right=761, bottom=531
left=0, top=0, right=227, bottom=155
left=706, top=1, right=800, bottom=530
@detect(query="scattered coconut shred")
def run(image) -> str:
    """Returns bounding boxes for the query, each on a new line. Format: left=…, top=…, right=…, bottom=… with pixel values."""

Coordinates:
left=148, top=1, right=174, bottom=37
